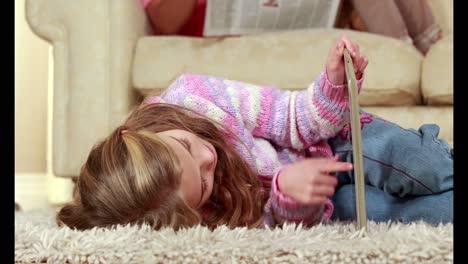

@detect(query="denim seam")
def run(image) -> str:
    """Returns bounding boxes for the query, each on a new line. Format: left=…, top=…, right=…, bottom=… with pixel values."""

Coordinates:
left=335, top=150, right=435, bottom=194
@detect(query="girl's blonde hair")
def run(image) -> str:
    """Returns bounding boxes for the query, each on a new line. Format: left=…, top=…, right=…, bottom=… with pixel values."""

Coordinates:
left=57, top=103, right=269, bottom=230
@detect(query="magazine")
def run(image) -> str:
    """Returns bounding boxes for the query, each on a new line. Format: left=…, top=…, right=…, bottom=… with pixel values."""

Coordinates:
left=203, top=0, right=341, bottom=36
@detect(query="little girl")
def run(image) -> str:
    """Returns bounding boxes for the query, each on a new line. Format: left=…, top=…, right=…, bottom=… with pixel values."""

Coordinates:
left=57, top=35, right=453, bottom=231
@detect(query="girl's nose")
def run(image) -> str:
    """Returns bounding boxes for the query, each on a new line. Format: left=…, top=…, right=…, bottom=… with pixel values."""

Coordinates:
left=197, top=144, right=214, bottom=171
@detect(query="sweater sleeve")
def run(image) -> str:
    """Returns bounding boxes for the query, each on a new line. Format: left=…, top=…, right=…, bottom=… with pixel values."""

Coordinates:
left=158, top=71, right=364, bottom=150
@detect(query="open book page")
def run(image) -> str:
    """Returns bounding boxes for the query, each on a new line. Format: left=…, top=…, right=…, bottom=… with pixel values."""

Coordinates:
left=203, top=0, right=341, bottom=36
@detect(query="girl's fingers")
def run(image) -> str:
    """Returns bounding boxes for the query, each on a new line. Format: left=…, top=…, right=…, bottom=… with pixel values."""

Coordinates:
left=332, top=40, right=345, bottom=60
left=355, top=57, right=367, bottom=77
left=318, top=160, right=353, bottom=173
left=336, top=40, right=344, bottom=52
left=355, top=55, right=364, bottom=73
left=338, top=41, right=345, bottom=57
left=333, top=154, right=341, bottom=161
left=328, top=41, right=345, bottom=72
left=323, top=155, right=342, bottom=175
left=353, top=44, right=360, bottom=58
left=311, top=185, right=336, bottom=197
left=340, top=35, right=354, bottom=53
left=340, top=35, right=359, bottom=58
left=352, top=56, right=361, bottom=73
left=315, top=174, right=339, bottom=187
left=359, top=57, right=369, bottom=73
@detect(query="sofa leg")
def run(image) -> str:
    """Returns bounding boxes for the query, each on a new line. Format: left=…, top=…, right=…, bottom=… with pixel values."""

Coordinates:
left=15, top=202, right=22, bottom=212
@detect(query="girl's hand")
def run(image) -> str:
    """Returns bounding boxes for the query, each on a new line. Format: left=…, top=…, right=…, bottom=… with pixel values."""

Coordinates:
left=277, top=155, right=353, bottom=205
left=326, top=34, right=369, bottom=85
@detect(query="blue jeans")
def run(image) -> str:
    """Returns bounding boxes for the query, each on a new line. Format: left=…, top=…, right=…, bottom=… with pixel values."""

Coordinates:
left=328, top=111, right=453, bottom=224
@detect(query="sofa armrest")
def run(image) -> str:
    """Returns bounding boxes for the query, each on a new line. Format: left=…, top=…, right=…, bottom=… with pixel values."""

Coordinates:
left=25, top=0, right=151, bottom=177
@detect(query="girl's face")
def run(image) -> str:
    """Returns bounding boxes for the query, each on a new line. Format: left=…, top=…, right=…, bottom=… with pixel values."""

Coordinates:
left=156, top=129, right=217, bottom=209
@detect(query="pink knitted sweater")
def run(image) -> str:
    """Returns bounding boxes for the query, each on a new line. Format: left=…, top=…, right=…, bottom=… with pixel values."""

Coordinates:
left=148, top=71, right=363, bottom=227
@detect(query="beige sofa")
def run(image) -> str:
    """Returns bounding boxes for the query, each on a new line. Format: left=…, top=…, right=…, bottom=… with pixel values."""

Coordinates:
left=25, top=0, right=453, bottom=179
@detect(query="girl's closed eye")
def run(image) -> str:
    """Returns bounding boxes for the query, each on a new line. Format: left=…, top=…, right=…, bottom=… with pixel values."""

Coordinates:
left=180, top=137, right=192, bottom=153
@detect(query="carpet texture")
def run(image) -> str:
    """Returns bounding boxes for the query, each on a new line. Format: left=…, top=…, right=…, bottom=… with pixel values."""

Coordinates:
left=15, top=209, right=453, bottom=263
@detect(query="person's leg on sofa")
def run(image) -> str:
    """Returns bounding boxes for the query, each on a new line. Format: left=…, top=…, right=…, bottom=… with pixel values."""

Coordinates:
left=331, top=184, right=453, bottom=224
left=328, top=110, right=453, bottom=197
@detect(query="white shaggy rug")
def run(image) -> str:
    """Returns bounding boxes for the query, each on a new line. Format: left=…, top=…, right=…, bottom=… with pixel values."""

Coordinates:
left=15, top=209, right=453, bottom=263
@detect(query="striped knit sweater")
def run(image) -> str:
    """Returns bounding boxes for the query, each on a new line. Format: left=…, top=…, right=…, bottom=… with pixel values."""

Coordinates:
left=148, top=71, right=363, bottom=228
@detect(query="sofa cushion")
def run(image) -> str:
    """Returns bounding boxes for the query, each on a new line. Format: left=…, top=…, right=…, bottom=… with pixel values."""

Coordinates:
left=133, top=29, right=423, bottom=106
left=421, top=34, right=453, bottom=105
left=363, top=106, right=453, bottom=147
